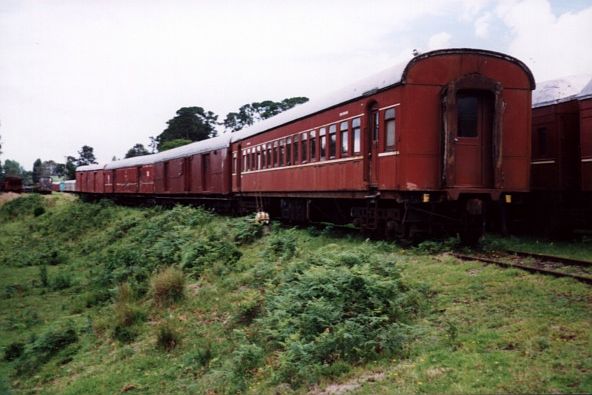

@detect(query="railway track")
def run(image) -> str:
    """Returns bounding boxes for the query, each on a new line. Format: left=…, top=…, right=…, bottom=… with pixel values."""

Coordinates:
left=452, top=250, right=592, bottom=284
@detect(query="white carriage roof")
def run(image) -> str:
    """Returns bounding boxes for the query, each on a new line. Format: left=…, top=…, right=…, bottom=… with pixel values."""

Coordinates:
left=77, top=134, right=231, bottom=171
left=231, top=48, right=534, bottom=143
left=78, top=48, right=533, bottom=172
left=532, top=74, right=592, bottom=108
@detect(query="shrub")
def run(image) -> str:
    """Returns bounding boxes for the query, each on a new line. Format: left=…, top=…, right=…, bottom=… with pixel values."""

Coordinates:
left=51, top=272, right=72, bottom=290
left=180, top=235, right=242, bottom=277
left=0, top=194, right=45, bottom=220
left=256, top=251, right=426, bottom=385
left=155, top=321, right=180, bottom=352
left=228, top=343, right=264, bottom=392
left=39, top=265, right=49, bottom=287
left=14, top=322, right=78, bottom=375
left=264, top=230, right=298, bottom=261
left=110, top=283, right=146, bottom=343
left=33, top=206, right=45, bottom=217
left=151, top=267, right=185, bottom=306
left=233, top=218, right=264, bottom=245
left=3, top=342, right=24, bottom=361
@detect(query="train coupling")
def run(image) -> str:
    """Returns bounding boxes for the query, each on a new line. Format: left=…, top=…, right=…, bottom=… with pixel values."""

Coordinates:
left=466, top=198, right=483, bottom=215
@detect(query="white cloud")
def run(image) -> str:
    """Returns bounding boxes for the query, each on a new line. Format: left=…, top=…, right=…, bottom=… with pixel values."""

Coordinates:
left=427, top=32, right=452, bottom=50
left=496, top=0, right=592, bottom=80
left=474, top=12, right=492, bottom=38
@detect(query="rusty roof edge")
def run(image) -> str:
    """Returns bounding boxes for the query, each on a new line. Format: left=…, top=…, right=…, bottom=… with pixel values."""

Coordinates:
left=401, top=48, right=536, bottom=91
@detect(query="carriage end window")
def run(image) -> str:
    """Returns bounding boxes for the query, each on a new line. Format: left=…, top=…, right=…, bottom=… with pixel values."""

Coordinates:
left=457, top=95, right=478, bottom=137
left=352, top=117, right=361, bottom=153
left=385, top=108, right=396, bottom=151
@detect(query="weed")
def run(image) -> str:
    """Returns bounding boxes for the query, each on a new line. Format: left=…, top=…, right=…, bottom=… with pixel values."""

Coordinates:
left=233, top=217, right=264, bottom=245
left=3, top=342, right=24, bottom=361
left=264, top=230, right=298, bottom=261
left=33, top=206, right=45, bottom=217
left=14, top=322, right=78, bottom=376
left=257, top=250, right=425, bottom=385
left=184, top=346, right=213, bottom=368
left=151, top=267, right=185, bottom=306
left=229, top=343, right=264, bottom=392
left=156, top=321, right=181, bottom=352
left=51, top=272, right=72, bottom=290
left=39, top=265, right=49, bottom=287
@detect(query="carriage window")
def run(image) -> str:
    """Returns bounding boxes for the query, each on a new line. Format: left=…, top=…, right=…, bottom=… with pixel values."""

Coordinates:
left=302, top=133, right=308, bottom=162
left=310, top=130, right=317, bottom=161
left=352, top=117, right=361, bottom=153
left=320, top=127, right=327, bottom=160
left=340, top=121, right=349, bottom=156
left=373, top=111, right=379, bottom=142
left=385, top=108, right=396, bottom=150
left=279, top=139, right=285, bottom=167
left=293, top=135, right=299, bottom=164
left=286, top=137, right=292, bottom=166
left=232, top=152, right=237, bottom=174
left=273, top=142, right=279, bottom=167
left=257, top=147, right=261, bottom=170
left=457, top=95, right=478, bottom=137
left=537, top=127, right=549, bottom=157
left=243, top=150, right=248, bottom=171
left=329, top=124, right=337, bottom=158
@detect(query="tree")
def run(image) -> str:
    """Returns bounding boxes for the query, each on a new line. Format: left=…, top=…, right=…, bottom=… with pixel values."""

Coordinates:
left=125, top=143, right=150, bottom=158
left=155, top=107, right=218, bottom=151
left=77, top=145, right=97, bottom=166
left=3, top=159, right=26, bottom=177
left=32, top=158, right=43, bottom=183
left=159, top=139, right=192, bottom=152
left=55, top=163, right=66, bottom=177
left=223, top=97, right=309, bottom=132
left=65, top=156, right=77, bottom=180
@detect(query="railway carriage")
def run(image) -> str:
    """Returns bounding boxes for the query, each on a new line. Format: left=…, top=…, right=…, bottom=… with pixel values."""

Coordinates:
left=76, top=48, right=535, bottom=243
left=528, top=75, right=592, bottom=234
left=230, top=48, right=534, bottom=241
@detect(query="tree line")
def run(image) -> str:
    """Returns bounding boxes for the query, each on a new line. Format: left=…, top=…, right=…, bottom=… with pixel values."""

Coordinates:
left=0, top=97, right=308, bottom=185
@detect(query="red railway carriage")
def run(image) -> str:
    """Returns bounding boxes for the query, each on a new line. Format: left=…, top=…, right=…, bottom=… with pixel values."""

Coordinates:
left=76, top=135, right=231, bottom=199
left=230, top=48, right=534, bottom=241
left=528, top=75, right=592, bottom=234
left=76, top=48, right=534, bottom=243
left=579, top=81, right=592, bottom=191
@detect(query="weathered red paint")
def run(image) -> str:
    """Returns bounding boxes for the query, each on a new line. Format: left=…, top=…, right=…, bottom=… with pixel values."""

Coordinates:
left=531, top=100, right=580, bottom=191
left=580, top=98, right=592, bottom=191
left=233, top=51, right=533, bottom=200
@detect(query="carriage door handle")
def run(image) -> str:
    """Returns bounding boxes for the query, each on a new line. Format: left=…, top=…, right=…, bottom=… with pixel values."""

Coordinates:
left=453, top=137, right=459, bottom=142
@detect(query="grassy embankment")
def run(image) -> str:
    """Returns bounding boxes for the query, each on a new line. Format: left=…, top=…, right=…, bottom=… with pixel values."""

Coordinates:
left=0, top=193, right=590, bottom=394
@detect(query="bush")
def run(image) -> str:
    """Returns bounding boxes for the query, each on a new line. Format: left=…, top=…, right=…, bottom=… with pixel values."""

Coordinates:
left=155, top=321, right=180, bottom=352
left=39, top=265, right=49, bottom=287
left=180, top=234, right=242, bottom=277
left=33, top=206, right=45, bottom=217
left=14, top=322, right=78, bottom=375
left=0, top=194, right=45, bottom=220
left=256, top=250, right=426, bottom=385
left=51, top=272, right=72, bottom=290
left=233, top=218, right=264, bottom=245
left=3, top=342, right=24, bottom=361
left=110, top=283, right=146, bottom=343
left=264, top=230, right=298, bottom=261
left=151, top=267, right=185, bottom=306
left=228, top=343, right=264, bottom=392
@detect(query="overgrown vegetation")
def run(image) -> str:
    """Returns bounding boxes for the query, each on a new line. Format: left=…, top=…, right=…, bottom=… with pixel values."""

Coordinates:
left=0, top=194, right=591, bottom=394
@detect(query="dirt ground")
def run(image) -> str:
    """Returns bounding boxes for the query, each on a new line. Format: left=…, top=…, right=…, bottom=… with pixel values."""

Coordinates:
left=0, top=192, right=21, bottom=206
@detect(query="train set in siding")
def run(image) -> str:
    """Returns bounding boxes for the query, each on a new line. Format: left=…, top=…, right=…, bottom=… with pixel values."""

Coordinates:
left=75, top=48, right=538, bottom=244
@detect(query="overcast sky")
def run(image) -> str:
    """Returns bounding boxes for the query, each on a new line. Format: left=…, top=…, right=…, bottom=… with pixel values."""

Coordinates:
left=1, top=0, right=592, bottom=169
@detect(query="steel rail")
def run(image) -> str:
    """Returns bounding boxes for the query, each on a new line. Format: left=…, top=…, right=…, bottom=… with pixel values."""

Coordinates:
left=452, top=252, right=592, bottom=285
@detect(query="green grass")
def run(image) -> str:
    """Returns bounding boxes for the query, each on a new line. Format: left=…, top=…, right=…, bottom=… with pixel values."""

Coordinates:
left=0, top=194, right=591, bottom=394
